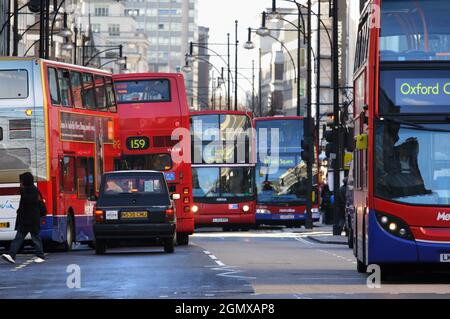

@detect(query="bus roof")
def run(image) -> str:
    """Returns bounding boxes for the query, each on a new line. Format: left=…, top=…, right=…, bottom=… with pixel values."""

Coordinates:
left=0, top=57, right=112, bottom=76
left=254, top=116, right=304, bottom=122
left=190, top=110, right=253, bottom=118
left=113, top=73, right=185, bottom=80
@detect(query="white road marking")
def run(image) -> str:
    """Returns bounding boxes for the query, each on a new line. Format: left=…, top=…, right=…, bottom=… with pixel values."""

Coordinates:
left=209, top=255, right=218, bottom=260
left=215, top=260, right=225, bottom=266
left=0, top=287, right=16, bottom=290
left=295, top=237, right=315, bottom=245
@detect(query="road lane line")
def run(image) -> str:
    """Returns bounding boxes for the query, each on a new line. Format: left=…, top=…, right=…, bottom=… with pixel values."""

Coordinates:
left=209, top=255, right=218, bottom=260
left=215, top=260, right=225, bottom=266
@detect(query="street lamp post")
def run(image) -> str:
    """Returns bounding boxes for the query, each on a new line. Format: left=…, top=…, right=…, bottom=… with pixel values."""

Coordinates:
left=332, top=0, right=341, bottom=235
left=234, top=20, right=238, bottom=111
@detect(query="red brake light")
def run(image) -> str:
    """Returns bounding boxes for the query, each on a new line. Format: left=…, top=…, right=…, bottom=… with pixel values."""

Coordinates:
left=183, top=197, right=190, bottom=204
left=184, top=206, right=190, bottom=213
left=165, top=208, right=175, bottom=220
left=95, top=208, right=104, bottom=222
left=183, top=187, right=189, bottom=195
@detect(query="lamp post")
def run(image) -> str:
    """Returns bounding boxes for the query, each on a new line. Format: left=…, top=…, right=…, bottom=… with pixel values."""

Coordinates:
left=83, top=44, right=123, bottom=67
left=188, top=40, right=233, bottom=109
left=332, top=0, right=341, bottom=235
left=271, top=0, right=314, bottom=229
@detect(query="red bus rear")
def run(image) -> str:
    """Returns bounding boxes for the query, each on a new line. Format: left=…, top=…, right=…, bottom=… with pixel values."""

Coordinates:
left=190, top=110, right=256, bottom=230
left=113, top=73, right=194, bottom=245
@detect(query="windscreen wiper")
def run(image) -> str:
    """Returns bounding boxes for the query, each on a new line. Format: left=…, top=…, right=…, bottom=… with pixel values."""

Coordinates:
left=381, top=117, right=450, bottom=133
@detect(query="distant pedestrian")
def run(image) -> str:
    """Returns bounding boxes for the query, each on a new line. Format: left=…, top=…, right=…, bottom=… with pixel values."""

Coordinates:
left=320, top=183, right=333, bottom=225
left=337, top=178, right=348, bottom=230
left=1, top=172, right=45, bottom=264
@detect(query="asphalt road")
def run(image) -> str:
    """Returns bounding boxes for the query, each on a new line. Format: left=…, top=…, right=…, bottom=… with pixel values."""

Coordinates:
left=1, top=225, right=450, bottom=299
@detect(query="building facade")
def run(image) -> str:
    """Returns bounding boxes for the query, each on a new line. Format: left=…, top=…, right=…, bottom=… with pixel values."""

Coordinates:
left=122, top=0, right=199, bottom=106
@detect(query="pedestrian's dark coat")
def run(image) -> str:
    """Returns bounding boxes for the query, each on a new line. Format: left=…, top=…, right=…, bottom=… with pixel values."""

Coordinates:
left=16, top=185, right=40, bottom=233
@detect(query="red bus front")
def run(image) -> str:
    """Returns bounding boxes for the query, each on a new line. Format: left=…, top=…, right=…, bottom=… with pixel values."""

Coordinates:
left=255, top=117, right=320, bottom=227
left=353, top=0, right=450, bottom=272
left=190, top=111, right=256, bottom=229
left=113, top=73, right=194, bottom=245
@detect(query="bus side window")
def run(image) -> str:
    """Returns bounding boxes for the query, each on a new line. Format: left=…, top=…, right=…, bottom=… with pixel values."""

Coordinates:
left=61, top=156, right=76, bottom=193
left=47, top=67, right=60, bottom=105
left=70, top=71, right=84, bottom=109
left=95, top=76, right=108, bottom=111
left=105, top=77, right=117, bottom=112
left=58, top=69, right=72, bottom=107
left=82, top=73, right=97, bottom=110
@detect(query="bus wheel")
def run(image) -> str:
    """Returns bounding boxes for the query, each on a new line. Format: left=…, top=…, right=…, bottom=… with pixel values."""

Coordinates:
left=64, top=214, right=75, bottom=252
left=164, top=236, right=176, bottom=253
left=357, top=259, right=367, bottom=273
left=176, top=233, right=189, bottom=246
left=95, top=240, right=106, bottom=255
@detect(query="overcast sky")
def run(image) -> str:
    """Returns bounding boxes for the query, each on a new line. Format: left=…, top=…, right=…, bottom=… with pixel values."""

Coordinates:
left=198, top=0, right=269, bottom=101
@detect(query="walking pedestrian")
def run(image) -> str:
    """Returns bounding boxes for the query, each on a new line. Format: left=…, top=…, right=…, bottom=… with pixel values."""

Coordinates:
left=1, top=172, right=45, bottom=264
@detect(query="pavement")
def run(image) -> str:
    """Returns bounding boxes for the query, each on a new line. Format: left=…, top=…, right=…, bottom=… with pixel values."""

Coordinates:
left=1, top=224, right=450, bottom=299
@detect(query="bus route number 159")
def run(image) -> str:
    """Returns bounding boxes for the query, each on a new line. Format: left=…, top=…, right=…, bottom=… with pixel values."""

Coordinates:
left=126, top=136, right=150, bottom=150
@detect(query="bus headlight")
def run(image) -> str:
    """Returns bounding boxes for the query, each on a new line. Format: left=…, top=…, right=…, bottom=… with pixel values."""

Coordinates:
left=242, top=205, right=250, bottom=212
left=256, top=209, right=270, bottom=214
left=192, top=205, right=199, bottom=213
left=375, top=211, right=414, bottom=241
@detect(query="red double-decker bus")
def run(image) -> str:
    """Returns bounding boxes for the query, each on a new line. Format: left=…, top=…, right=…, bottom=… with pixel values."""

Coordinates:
left=113, top=73, right=194, bottom=245
left=352, top=0, right=450, bottom=275
left=254, top=116, right=320, bottom=227
left=190, top=110, right=256, bottom=230
left=0, top=58, right=120, bottom=250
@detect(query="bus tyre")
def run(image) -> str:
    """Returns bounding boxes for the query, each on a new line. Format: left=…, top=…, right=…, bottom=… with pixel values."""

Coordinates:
left=64, top=214, right=75, bottom=252
left=177, top=233, right=189, bottom=246
left=357, top=259, right=367, bottom=273
left=164, top=236, right=175, bottom=253
left=95, top=240, right=106, bottom=255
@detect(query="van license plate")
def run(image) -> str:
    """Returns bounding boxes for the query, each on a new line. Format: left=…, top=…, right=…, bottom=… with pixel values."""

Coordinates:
left=440, top=254, right=450, bottom=263
left=0, top=222, right=10, bottom=228
left=121, top=211, right=148, bottom=219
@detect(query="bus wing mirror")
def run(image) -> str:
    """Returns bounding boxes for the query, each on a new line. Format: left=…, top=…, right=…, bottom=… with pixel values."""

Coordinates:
left=355, top=134, right=368, bottom=150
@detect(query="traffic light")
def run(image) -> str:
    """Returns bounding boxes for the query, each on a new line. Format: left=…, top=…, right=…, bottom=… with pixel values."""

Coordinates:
left=301, top=139, right=312, bottom=163
left=301, top=118, right=314, bottom=163
left=323, top=129, right=335, bottom=158
left=28, top=0, right=41, bottom=13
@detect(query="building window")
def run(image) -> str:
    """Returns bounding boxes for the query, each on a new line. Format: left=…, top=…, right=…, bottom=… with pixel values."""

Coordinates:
left=158, top=24, right=165, bottom=30
left=125, top=9, right=140, bottom=16
left=91, top=24, right=101, bottom=33
left=108, top=24, right=120, bottom=36
left=94, top=7, right=109, bottom=16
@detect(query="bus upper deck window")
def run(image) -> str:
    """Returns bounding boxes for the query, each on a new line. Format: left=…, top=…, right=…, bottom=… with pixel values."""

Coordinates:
left=0, top=127, right=3, bottom=141
left=58, top=69, right=72, bottom=107
left=82, top=73, right=97, bottom=110
left=0, top=70, right=28, bottom=99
